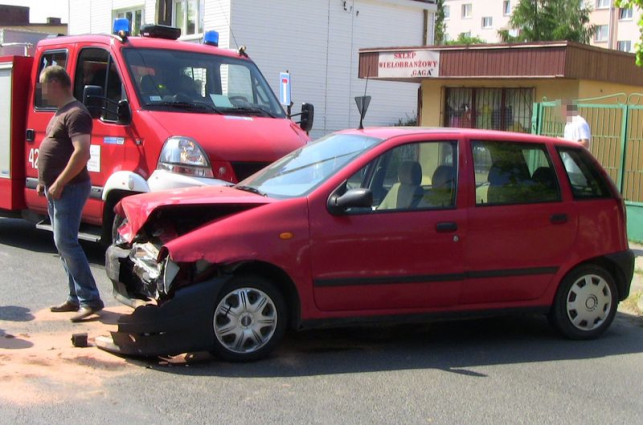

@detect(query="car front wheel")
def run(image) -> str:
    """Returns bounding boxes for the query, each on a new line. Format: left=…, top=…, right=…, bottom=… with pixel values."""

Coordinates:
left=550, top=264, right=618, bottom=339
left=211, top=275, right=287, bottom=362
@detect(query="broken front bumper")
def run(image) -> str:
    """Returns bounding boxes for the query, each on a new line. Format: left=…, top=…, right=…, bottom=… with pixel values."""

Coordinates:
left=100, top=244, right=232, bottom=356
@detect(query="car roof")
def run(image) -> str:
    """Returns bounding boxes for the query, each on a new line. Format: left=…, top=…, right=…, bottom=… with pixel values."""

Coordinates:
left=335, top=127, right=580, bottom=148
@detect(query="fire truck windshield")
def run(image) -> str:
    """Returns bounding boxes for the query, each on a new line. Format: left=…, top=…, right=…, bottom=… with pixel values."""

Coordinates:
left=123, top=48, right=286, bottom=118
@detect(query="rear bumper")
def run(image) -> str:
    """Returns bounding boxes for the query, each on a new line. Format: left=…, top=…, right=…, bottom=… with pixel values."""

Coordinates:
left=100, top=244, right=231, bottom=356
left=606, top=249, right=635, bottom=301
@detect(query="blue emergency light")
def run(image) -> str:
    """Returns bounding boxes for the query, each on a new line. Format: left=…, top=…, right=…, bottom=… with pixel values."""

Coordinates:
left=203, top=30, right=219, bottom=46
left=113, top=18, right=131, bottom=38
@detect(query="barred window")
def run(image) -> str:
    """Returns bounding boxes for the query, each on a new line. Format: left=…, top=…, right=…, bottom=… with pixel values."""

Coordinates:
left=444, top=87, right=534, bottom=133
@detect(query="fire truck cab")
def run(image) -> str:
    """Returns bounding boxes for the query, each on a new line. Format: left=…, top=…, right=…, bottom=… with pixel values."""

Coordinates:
left=0, top=20, right=313, bottom=243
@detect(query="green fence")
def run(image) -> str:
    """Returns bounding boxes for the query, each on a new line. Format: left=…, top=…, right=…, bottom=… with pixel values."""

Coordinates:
left=532, top=94, right=643, bottom=243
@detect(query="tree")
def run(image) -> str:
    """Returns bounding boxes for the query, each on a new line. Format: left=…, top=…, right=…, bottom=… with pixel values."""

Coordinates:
left=615, top=0, right=643, bottom=66
left=498, top=0, right=596, bottom=44
left=434, top=0, right=447, bottom=45
left=446, top=33, right=486, bottom=46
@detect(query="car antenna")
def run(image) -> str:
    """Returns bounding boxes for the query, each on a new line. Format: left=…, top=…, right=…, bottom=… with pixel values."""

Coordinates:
left=355, top=65, right=371, bottom=130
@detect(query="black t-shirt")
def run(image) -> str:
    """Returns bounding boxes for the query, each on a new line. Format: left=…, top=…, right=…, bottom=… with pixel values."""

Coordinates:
left=38, top=100, right=92, bottom=187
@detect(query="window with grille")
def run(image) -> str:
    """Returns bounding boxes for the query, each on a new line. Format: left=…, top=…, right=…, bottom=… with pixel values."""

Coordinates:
left=444, top=87, right=534, bottom=133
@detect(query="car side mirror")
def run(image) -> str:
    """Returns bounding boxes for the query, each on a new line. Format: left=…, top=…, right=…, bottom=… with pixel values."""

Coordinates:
left=83, top=85, right=104, bottom=119
left=117, top=100, right=131, bottom=124
left=299, top=103, right=314, bottom=133
left=327, top=188, right=373, bottom=215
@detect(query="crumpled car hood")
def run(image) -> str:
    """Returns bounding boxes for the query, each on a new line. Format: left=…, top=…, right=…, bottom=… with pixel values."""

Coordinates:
left=116, top=185, right=276, bottom=242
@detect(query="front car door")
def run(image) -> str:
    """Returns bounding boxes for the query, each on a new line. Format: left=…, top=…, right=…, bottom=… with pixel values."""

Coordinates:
left=310, top=137, right=466, bottom=313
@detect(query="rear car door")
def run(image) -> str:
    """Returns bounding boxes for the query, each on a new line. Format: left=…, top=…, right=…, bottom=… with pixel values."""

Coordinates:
left=464, top=138, right=575, bottom=306
left=310, top=138, right=466, bottom=312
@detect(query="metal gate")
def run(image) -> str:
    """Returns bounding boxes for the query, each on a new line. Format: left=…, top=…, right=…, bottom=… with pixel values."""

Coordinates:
left=532, top=94, right=643, bottom=243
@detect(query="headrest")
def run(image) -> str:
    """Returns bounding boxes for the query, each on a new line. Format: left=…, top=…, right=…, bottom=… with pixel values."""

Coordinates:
left=399, top=161, right=422, bottom=185
left=432, top=165, right=454, bottom=189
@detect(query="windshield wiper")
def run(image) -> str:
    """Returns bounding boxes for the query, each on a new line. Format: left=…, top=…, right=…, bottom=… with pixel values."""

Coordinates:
left=223, top=106, right=277, bottom=118
left=147, top=100, right=222, bottom=113
left=235, top=185, right=267, bottom=196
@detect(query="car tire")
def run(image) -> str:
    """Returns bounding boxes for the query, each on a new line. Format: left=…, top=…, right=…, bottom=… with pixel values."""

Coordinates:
left=210, top=275, right=287, bottom=362
left=550, top=264, right=618, bottom=340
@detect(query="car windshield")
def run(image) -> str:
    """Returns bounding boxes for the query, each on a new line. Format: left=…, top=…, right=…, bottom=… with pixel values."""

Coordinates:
left=122, top=48, right=286, bottom=117
left=238, top=133, right=382, bottom=198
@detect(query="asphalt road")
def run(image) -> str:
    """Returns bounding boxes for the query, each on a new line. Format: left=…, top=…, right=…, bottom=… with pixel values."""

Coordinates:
left=1, top=217, right=642, bottom=425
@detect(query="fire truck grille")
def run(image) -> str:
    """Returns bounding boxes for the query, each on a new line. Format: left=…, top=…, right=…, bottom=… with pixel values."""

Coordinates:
left=232, top=162, right=270, bottom=181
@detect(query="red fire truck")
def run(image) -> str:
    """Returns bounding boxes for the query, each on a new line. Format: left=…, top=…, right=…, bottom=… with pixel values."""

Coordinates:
left=0, top=20, right=313, bottom=244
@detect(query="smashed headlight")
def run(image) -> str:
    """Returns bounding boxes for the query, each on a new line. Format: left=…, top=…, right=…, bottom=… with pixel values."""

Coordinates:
left=129, top=242, right=180, bottom=298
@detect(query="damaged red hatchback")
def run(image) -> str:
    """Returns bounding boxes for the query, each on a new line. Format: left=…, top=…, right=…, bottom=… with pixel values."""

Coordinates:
left=103, top=128, right=634, bottom=361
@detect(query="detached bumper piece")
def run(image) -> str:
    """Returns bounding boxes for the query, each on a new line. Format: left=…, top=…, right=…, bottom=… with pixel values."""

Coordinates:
left=96, top=278, right=229, bottom=356
left=101, top=245, right=231, bottom=356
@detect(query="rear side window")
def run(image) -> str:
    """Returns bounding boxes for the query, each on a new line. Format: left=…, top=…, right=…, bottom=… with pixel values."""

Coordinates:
left=558, top=148, right=613, bottom=199
left=473, top=140, right=561, bottom=205
left=35, top=50, right=68, bottom=109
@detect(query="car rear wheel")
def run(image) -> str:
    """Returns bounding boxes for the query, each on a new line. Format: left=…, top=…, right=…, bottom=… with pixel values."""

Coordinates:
left=211, top=275, right=287, bottom=362
left=550, top=264, right=618, bottom=339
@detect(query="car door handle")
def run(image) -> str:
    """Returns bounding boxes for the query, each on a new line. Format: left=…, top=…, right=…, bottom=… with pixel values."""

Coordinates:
left=550, top=213, right=568, bottom=224
left=436, top=222, right=458, bottom=233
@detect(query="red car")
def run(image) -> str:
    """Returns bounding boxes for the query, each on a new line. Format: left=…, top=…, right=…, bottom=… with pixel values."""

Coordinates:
left=103, top=127, right=634, bottom=361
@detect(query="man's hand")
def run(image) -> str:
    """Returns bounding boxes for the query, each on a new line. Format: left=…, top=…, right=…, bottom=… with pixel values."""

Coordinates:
left=36, top=184, right=45, bottom=196
left=48, top=181, right=64, bottom=200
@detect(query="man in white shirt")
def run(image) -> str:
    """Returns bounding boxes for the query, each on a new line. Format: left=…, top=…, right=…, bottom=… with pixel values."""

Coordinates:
left=563, top=102, right=591, bottom=148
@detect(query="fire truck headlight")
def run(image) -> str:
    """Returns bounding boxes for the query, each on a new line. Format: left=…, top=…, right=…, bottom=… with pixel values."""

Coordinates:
left=157, top=136, right=214, bottom=178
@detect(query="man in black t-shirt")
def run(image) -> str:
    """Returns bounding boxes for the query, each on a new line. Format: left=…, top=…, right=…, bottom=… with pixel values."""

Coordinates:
left=38, top=65, right=104, bottom=322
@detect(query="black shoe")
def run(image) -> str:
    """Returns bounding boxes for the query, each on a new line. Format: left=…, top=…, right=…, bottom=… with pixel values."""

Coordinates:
left=70, top=305, right=103, bottom=322
left=50, top=301, right=80, bottom=312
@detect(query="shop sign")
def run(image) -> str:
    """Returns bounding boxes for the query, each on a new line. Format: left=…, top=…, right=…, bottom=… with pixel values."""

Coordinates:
left=378, top=50, right=439, bottom=78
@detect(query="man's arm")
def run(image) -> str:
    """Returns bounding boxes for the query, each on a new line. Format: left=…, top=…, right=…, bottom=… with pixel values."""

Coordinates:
left=47, top=134, right=91, bottom=200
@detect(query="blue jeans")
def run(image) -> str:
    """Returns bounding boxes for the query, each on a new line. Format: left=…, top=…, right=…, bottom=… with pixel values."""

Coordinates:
left=46, top=180, right=103, bottom=310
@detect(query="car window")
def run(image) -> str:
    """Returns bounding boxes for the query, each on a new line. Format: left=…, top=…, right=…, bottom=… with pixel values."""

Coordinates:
left=74, top=48, right=126, bottom=122
left=35, top=50, right=68, bottom=109
left=473, top=140, right=561, bottom=205
left=345, top=140, right=457, bottom=212
left=558, top=148, right=612, bottom=199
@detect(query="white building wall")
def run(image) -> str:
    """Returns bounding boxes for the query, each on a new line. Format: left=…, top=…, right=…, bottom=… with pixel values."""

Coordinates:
left=221, top=0, right=430, bottom=137
left=68, top=0, right=112, bottom=35
left=443, top=0, right=512, bottom=43
left=443, top=0, right=640, bottom=53
left=589, top=1, right=641, bottom=53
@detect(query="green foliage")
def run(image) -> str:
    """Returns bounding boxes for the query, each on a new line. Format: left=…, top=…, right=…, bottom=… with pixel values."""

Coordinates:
left=499, top=0, right=596, bottom=44
left=393, top=113, right=418, bottom=127
left=435, top=0, right=447, bottom=45
left=615, top=0, right=643, bottom=66
left=445, top=33, right=487, bottom=46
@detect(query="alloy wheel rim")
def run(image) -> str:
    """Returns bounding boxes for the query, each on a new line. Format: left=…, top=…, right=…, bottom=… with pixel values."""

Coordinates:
left=214, top=287, right=278, bottom=354
left=565, top=274, right=612, bottom=331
